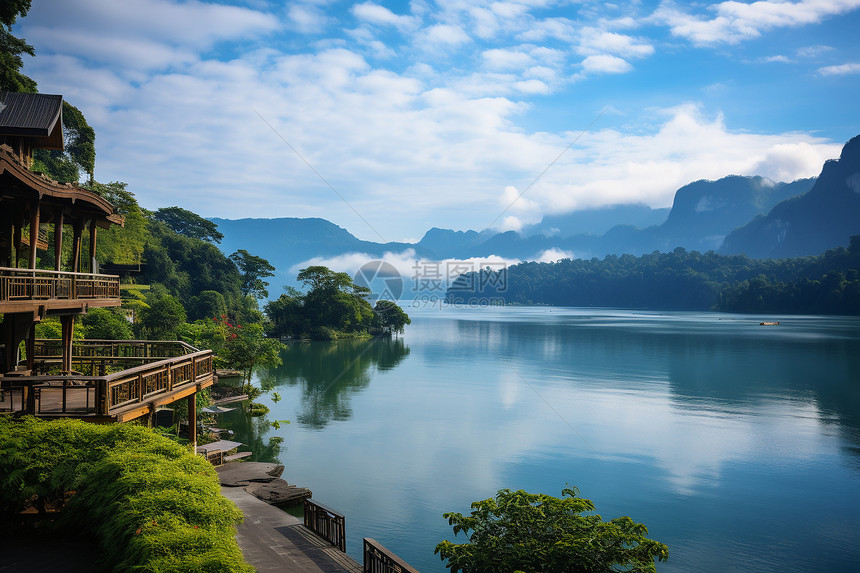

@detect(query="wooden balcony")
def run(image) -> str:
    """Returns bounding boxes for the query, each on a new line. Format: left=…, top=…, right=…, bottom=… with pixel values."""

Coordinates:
left=0, top=266, right=121, bottom=314
left=0, top=340, right=214, bottom=422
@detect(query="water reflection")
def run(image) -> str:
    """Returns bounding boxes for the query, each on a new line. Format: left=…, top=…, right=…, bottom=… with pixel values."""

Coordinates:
left=218, top=308, right=860, bottom=572
left=442, top=310, right=860, bottom=493
left=221, top=408, right=284, bottom=463
left=260, top=337, right=410, bottom=429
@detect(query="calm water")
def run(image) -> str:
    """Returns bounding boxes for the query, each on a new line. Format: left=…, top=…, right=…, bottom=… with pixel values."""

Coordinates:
left=221, top=306, right=860, bottom=572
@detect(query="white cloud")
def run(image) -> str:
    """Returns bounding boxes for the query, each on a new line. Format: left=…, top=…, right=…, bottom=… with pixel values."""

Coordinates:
left=287, top=3, right=330, bottom=34
left=499, top=216, right=524, bottom=232
left=418, top=23, right=472, bottom=48
left=579, top=54, right=633, bottom=75
left=796, top=44, right=834, bottom=58
left=352, top=2, right=420, bottom=31
left=22, top=0, right=278, bottom=71
left=818, top=62, right=860, bottom=76
left=17, top=0, right=852, bottom=242
left=289, top=249, right=522, bottom=298
left=536, top=247, right=574, bottom=262
left=482, top=48, right=533, bottom=71
left=761, top=55, right=793, bottom=63
left=654, top=0, right=860, bottom=45
left=500, top=103, right=841, bottom=217
left=576, top=28, right=655, bottom=59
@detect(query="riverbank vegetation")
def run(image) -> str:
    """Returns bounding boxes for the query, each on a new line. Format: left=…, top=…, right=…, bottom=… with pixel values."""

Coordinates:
left=0, top=417, right=253, bottom=573
left=265, top=266, right=411, bottom=340
left=448, top=237, right=860, bottom=315
left=436, top=487, right=668, bottom=573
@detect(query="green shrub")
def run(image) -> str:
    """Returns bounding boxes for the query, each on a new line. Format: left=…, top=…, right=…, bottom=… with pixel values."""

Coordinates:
left=0, top=416, right=253, bottom=572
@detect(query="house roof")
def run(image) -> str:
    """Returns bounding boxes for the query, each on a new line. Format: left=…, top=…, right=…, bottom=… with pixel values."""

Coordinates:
left=0, top=91, right=64, bottom=150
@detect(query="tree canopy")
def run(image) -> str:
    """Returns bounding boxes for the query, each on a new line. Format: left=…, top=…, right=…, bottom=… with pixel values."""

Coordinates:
left=447, top=239, right=860, bottom=315
left=373, top=300, right=411, bottom=335
left=265, top=266, right=409, bottom=340
left=436, top=488, right=668, bottom=573
left=153, top=206, right=224, bottom=244
left=0, top=0, right=36, bottom=93
left=230, top=249, right=276, bottom=300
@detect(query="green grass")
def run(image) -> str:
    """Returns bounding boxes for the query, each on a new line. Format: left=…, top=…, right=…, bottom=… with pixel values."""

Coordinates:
left=0, top=416, right=253, bottom=573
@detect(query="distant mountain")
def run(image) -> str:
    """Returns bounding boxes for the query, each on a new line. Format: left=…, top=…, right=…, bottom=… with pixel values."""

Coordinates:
left=210, top=154, right=845, bottom=295
left=527, top=203, right=670, bottom=237
left=417, top=227, right=497, bottom=258
left=211, top=217, right=433, bottom=288
left=424, top=174, right=813, bottom=260
left=721, top=135, right=860, bottom=258
left=650, top=175, right=814, bottom=252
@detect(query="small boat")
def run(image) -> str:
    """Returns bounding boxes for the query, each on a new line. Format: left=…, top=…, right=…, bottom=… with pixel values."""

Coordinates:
left=760, top=321, right=779, bottom=326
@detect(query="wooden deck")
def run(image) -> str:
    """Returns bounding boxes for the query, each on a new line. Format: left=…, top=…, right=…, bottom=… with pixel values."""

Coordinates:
left=220, top=486, right=362, bottom=573
left=0, top=341, right=214, bottom=422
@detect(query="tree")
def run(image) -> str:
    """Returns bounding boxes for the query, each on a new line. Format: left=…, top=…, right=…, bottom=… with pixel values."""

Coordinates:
left=32, top=101, right=97, bottom=183
left=0, top=0, right=36, bottom=93
left=188, top=290, right=228, bottom=322
left=230, top=249, right=276, bottom=299
left=89, top=181, right=149, bottom=265
left=435, top=488, right=668, bottom=573
left=152, top=206, right=223, bottom=244
left=215, top=318, right=283, bottom=385
left=373, top=300, right=411, bottom=335
left=81, top=308, right=133, bottom=340
left=136, top=287, right=187, bottom=340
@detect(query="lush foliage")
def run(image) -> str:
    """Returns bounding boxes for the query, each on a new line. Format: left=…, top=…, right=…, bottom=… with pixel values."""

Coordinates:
left=136, top=285, right=187, bottom=340
left=265, top=266, right=410, bottom=340
left=139, top=219, right=244, bottom=318
left=81, top=307, right=134, bottom=340
left=153, top=207, right=224, bottom=244
left=230, top=249, right=276, bottom=300
left=448, top=238, right=860, bottom=315
left=0, top=0, right=36, bottom=93
left=373, top=300, right=412, bottom=335
left=32, top=101, right=96, bottom=184
left=436, top=488, right=668, bottom=573
left=0, top=416, right=253, bottom=573
left=91, top=181, right=149, bottom=265
left=205, top=315, right=283, bottom=384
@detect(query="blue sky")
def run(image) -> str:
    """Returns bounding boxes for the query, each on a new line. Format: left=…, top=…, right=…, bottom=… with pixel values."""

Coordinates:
left=17, top=0, right=860, bottom=242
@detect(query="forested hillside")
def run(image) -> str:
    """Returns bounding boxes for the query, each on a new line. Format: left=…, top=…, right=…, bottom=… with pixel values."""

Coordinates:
left=447, top=238, right=860, bottom=315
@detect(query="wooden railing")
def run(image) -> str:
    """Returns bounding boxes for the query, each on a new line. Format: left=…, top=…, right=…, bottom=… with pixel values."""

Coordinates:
left=0, top=266, right=120, bottom=304
left=0, top=346, right=213, bottom=417
left=304, top=498, right=346, bottom=552
left=106, top=351, right=213, bottom=412
left=31, top=339, right=199, bottom=376
left=364, top=538, right=421, bottom=573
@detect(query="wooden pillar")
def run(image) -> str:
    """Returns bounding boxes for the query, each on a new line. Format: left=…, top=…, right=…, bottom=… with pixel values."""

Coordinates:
left=28, top=201, right=40, bottom=269
left=89, top=221, right=98, bottom=274
left=0, top=207, right=12, bottom=268
left=60, top=315, right=74, bottom=373
left=54, top=210, right=64, bottom=272
left=72, top=219, right=83, bottom=273
left=13, top=211, right=23, bottom=268
left=188, top=392, right=197, bottom=447
left=26, top=324, right=35, bottom=373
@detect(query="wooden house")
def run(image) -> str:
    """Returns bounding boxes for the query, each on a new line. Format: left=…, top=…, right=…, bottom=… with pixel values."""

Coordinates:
left=0, top=92, right=211, bottom=440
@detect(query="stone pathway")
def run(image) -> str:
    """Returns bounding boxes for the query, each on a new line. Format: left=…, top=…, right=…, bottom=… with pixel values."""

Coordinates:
left=218, top=463, right=362, bottom=573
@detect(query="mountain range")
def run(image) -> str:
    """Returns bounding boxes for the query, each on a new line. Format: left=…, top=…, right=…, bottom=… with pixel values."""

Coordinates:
left=212, top=135, right=860, bottom=292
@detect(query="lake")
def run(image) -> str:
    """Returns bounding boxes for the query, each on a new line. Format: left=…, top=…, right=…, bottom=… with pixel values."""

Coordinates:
left=220, top=305, right=860, bottom=572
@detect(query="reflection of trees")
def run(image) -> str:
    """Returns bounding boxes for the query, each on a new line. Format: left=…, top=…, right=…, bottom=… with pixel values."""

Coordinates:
left=264, top=337, right=410, bottom=429
left=460, top=314, right=860, bottom=456
left=220, top=408, right=284, bottom=463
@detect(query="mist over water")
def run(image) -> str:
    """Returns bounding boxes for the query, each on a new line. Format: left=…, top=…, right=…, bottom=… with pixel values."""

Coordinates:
left=223, top=306, right=860, bottom=572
